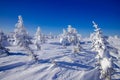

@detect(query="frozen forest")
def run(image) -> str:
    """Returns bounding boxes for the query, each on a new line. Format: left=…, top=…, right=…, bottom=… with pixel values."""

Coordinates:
left=0, top=15, right=120, bottom=80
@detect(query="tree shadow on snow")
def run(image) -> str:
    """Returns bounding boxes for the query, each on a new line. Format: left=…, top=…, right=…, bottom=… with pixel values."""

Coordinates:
left=9, top=52, right=28, bottom=56
left=0, top=62, right=26, bottom=71
left=49, top=42, right=61, bottom=46
left=38, top=59, right=51, bottom=63
left=56, top=61, right=94, bottom=70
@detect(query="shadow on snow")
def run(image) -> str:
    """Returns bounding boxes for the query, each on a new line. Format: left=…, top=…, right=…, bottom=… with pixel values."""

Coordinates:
left=9, top=52, right=28, bottom=56
left=0, top=62, right=26, bottom=71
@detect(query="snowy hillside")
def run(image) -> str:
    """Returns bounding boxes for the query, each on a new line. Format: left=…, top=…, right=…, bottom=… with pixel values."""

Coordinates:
left=0, top=38, right=120, bottom=80
left=0, top=16, right=120, bottom=80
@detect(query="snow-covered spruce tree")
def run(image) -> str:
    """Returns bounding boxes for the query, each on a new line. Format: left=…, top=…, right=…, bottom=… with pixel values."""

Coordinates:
left=13, top=15, right=31, bottom=47
left=91, top=21, right=116, bottom=80
left=67, top=25, right=78, bottom=45
left=34, top=26, right=45, bottom=44
left=34, top=27, right=43, bottom=50
left=13, top=15, right=38, bottom=62
left=0, top=30, right=10, bottom=56
left=91, top=21, right=118, bottom=59
left=60, top=25, right=79, bottom=46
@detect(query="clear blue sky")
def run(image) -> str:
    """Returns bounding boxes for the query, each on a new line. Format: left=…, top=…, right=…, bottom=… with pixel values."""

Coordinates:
left=0, top=0, right=120, bottom=36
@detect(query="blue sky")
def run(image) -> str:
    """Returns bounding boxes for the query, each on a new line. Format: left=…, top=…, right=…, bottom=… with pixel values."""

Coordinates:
left=0, top=0, right=120, bottom=36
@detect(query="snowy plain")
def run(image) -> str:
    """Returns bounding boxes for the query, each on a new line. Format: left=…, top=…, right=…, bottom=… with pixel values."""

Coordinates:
left=0, top=37, right=120, bottom=80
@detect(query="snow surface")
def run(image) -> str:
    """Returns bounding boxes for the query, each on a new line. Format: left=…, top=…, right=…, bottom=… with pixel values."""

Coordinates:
left=0, top=38, right=120, bottom=80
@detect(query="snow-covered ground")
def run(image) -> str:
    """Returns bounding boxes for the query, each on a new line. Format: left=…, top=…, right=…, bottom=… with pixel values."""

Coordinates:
left=0, top=38, right=120, bottom=80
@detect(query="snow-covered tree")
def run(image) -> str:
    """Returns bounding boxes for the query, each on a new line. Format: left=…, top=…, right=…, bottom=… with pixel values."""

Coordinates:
left=67, top=25, right=78, bottom=45
left=91, top=21, right=117, bottom=80
left=91, top=21, right=118, bottom=59
left=34, top=27, right=41, bottom=50
left=13, top=15, right=31, bottom=47
left=13, top=15, right=38, bottom=62
left=34, top=27, right=45, bottom=44
left=60, top=25, right=79, bottom=46
left=0, top=30, right=10, bottom=57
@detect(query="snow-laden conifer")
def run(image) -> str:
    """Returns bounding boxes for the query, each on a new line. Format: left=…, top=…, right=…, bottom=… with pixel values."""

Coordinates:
left=60, top=25, right=79, bottom=46
left=91, top=21, right=116, bottom=80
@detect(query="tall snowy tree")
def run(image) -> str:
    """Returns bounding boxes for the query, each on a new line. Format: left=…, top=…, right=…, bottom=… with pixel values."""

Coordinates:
left=34, top=27, right=42, bottom=50
left=91, top=21, right=117, bottom=80
left=91, top=21, right=118, bottom=59
left=13, top=15, right=38, bottom=62
left=13, top=15, right=31, bottom=47
left=0, top=30, right=10, bottom=57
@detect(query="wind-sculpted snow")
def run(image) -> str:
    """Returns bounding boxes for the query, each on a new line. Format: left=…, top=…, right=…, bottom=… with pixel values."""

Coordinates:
left=0, top=38, right=120, bottom=80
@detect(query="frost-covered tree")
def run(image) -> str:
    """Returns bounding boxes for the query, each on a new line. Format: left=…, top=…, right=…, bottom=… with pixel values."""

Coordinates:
left=67, top=25, right=78, bottom=45
left=34, top=27, right=42, bottom=50
left=0, top=30, right=10, bottom=57
left=13, top=15, right=38, bottom=62
left=91, top=21, right=117, bottom=80
left=91, top=21, right=118, bottom=59
left=60, top=25, right=79, bottom=46
left=13, top=15, right=31, bottom=47
left=34, top=27, right=45, bottom=44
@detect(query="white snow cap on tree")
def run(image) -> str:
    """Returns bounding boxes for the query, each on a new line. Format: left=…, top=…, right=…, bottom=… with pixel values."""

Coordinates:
left=92, top=21, right=101, bottom=31
left=67, top=25, right=73, bottom=33
left=17, top=15, right=23, bottom=27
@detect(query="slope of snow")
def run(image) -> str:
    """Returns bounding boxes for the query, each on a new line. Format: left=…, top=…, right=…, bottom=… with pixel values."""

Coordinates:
left=0, top=38, right=120, bottom=80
